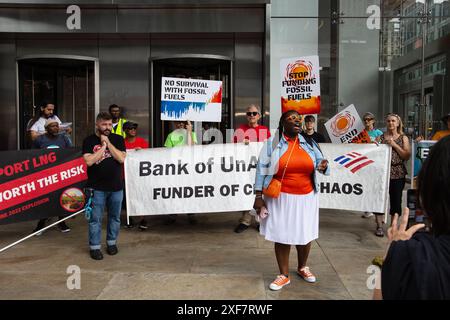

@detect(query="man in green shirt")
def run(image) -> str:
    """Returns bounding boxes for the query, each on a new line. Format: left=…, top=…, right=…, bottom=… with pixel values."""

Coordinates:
left=164, top=120, right=198, bottom=224
left=164, top=120, right=197, bottom=147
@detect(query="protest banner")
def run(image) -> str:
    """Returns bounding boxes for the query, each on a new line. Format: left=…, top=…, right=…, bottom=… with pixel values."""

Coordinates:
left=317, top=143, right=391, bottom=213
left=324, top=104, right=365, bottom=143
left=0, top=148, right=87, bottom=225
left=161, top=77, right=223, bottom=122
left=280, top=56, right=321, bottom=115
left=125, top=142, right=391, bottom=216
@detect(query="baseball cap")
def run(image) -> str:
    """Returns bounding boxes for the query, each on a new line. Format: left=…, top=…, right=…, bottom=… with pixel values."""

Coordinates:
left=44, top=119, right=59, bottom=128
left=123, top=121, right=138, bottom=130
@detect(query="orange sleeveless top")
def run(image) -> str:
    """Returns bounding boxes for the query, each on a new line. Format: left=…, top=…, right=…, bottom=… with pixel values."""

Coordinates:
left=274, top=137, right=314, bottom=195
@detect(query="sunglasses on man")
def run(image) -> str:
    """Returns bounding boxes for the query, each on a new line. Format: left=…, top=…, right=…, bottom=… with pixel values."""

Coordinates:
left=246, top=112, right=259, bottom=117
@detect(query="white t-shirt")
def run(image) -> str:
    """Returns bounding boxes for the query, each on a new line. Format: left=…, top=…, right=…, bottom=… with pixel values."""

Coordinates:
left=29, top=115, right=62, bottom=134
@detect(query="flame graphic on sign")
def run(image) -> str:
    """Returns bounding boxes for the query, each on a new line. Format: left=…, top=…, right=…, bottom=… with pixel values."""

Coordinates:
left=330, top=111, right=355, bottom=137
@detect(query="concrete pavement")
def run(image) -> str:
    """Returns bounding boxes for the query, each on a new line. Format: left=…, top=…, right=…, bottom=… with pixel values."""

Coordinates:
left=0, top=209, right=387, bottom=300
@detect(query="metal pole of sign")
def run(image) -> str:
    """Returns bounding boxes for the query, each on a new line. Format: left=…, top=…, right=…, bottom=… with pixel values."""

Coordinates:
left=0, top=209, right=85, bottom=254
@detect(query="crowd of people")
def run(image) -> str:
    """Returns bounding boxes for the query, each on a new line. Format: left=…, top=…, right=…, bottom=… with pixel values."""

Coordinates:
left=22, top=101, right=450, bottom=298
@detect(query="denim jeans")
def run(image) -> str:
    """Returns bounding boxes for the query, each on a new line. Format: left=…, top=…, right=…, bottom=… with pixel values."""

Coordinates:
left=89, top=190, right=123, bottom=250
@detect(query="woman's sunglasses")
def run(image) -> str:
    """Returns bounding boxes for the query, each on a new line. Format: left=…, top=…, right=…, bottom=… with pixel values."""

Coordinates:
left=246, top=112, right=259, bottom=117
left=285, top=114, right=303, bottom=121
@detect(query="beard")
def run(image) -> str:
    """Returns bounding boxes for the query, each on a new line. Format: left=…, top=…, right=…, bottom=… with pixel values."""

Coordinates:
left=99, top=129, right=111, bottom=136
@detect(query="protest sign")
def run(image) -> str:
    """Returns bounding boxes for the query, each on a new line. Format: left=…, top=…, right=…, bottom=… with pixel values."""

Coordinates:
left=411, top=140, right=436, bottom=189
left=324, top=104, right=365, bottom=143
left=0, top=148, right=87, bottom=224
left=280, top=56, right=321, bottom=115
left=125, top=142, right=391, bottom=215
left=161, top=77, right=222, bottom=122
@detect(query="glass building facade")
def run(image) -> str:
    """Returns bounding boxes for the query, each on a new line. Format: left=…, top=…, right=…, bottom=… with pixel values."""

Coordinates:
left=0, top=0, right=449, bottom=150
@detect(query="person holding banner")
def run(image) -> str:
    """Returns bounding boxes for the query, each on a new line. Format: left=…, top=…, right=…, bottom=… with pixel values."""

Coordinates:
left=164, top=120, right=198, bottom=225
left=373, top=136, right=450, bottom=300
left=253, top=110, right=329, bottom=290
left=123, top=121, right=150, bottom=230
left=361, top=112, right=383, bottom=219
left=82, top=112, right=126, bottom=260
left=363, top=112, right=383, bottom=142
left=233, top=104, right=271, bottom=233
left=32, top=118, right=72, bottom=235
left=374, top=114, right=411, bottom=237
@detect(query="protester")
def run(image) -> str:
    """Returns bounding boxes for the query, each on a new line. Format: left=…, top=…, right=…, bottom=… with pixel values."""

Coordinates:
left=109, top=104, right=127, bottom=138
left=82, top=112, right=126, bottom=260
left=28, top=102, right=71, bottom=142
left=123, top=121, right=150, bottom=230
left=32, top=119, right=72, bottom=235
left=164, top=120, right=198, bottom=224
left=363, top=112, right=383, bottom=142
left=374, top=113, right=411, bottom=237
left=431, top=113, right=450, bottom=141
left=361, top=112, right=383, bottom=219
left=373, top=135, right=450, bottom=299
left=233, top=104, right=271, bottom=233
left=253, top=110, right=329, bottom=291
left=301, top=115, right=325, bottom=146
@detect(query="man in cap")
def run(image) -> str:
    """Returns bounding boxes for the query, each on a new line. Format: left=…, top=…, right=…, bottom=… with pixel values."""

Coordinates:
left=33, top=119, right=72, bottom=149
left=124, top=121, right=149, bottom=150
left=301, top=115, right=326, bottom=146
left=432, top=113, right=450, bottom=141
left=32, top=118, right=73, bottom=235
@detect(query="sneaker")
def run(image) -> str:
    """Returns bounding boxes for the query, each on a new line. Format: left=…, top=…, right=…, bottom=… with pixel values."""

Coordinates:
left=269, top=274, right=290, bottom=291
left=297, top=266, right=317, bottom=283
left=90, top=249, right=103, bottom=260
left=362, top=211, right=374, bottom=218
left=139, top=219, right=148, bottom=231
left=58, top=221, right=71, bottom=233
left=375, top=227, right=384, bottom=237
left=106, top=245, right=118, bottom=256
left=234, top=223, right=249, bottom=233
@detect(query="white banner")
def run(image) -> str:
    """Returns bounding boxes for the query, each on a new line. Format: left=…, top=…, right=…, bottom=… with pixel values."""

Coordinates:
left=324, top=104, right=364, bottom=143
left=125, top=143, right=263, bottom=216
left=317, top=143, right=391, bottom=213
left=125, top=143, right=391, bottom=216
left=161, top=77, right=222, bottom=122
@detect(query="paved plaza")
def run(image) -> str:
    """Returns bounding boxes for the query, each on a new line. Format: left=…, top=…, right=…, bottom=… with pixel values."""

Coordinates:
left=0, top=209, right=387, bottom=300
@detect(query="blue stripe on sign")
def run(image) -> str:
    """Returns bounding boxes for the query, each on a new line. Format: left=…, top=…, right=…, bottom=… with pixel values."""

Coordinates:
left=334, top=155, right=345, bottom=162
left=339, top=158, right=351, bottom=164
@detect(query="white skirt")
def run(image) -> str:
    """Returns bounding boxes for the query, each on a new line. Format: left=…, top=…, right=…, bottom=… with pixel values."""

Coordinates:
left=260, top=191, right=319, bottom=245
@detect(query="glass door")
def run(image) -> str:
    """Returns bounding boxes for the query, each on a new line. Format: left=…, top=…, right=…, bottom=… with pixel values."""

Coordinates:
left=18, top=58, right=95, bottom=148
left=151, top=57, right=232, bottom=147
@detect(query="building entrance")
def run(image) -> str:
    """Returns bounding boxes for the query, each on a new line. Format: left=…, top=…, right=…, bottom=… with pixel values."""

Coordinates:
left=151, top=56, right=232, bottom=147
left=18, top=57, right=97, bottom=148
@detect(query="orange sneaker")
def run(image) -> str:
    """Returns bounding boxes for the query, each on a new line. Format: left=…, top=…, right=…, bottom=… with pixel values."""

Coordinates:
left=297, top=266, right=316, bottom=283
left=269, top=274, right=290, bottom=291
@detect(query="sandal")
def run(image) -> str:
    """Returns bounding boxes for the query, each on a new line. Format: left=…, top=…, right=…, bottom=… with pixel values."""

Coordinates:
left=375, top=227, right=384, bottom=237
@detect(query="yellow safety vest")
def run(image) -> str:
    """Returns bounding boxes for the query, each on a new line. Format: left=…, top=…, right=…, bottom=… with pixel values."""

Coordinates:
left=111, top=118, right=127, bottom=138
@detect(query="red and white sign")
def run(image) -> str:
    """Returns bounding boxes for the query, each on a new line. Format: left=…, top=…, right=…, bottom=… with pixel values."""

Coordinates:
left=324, top=104, right=365, bottom=143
